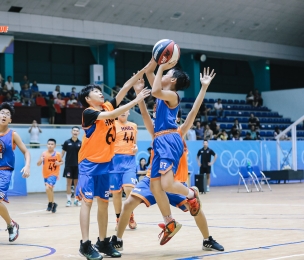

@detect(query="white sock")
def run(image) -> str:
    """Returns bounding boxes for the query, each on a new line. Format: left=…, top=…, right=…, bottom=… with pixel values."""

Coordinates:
left=67, top=194, right=71, bottom=201
left=187, top=189, right=194, bottom=199
left=163, top=215, right=173, bottom=225
left=117, top=237, right=122, bottom=242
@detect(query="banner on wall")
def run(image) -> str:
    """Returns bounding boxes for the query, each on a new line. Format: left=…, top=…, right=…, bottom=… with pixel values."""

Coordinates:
left=0, top=35, right=14, bottom=53
left=7, top=148, right=27, bottom=197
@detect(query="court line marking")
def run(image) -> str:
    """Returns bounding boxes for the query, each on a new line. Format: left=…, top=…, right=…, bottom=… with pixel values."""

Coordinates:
left=266, top=254, right=304, bottom=260
left=0, top=243, right=56, bottom=260
left=175, top=240, right=304, bottom=260
left=18, top=209, right=46, bottom=215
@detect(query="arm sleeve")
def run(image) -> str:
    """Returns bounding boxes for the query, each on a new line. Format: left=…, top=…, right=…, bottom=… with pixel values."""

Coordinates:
left=83, top=109, right=100, bottom=127
left=210, top=149, right=216, bottom=156
left=110, top=98, right=117, bottom=109
left=197, top=149, right=201, bottom=157
left=62, top=141, right=67, bottom=151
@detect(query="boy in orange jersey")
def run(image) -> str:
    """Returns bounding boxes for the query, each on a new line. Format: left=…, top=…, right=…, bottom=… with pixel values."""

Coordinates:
left=75, top=69, right=150, bottom=260
left=110, top=108, right=138, bottom=231
left=111, top=69, right=223, bottom=252
left=37, top=138, right=63, bottom=214
left=0, top=103, right=30, bottom=243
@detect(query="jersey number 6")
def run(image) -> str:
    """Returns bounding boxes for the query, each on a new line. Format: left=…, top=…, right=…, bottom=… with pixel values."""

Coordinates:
left=106, top=127, right=116, bottom=145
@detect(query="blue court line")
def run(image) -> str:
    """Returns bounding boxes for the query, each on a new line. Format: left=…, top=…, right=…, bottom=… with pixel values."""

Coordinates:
left=0, top=243, right=56, bottom=259
left=175, top=240, right=304, bottom=260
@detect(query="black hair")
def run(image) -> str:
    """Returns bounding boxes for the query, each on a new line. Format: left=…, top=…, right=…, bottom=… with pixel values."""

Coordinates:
left=0, top=102, right=15, bottom=117
left=204, top=139, right=208, bottom=142
left=7, top=76, right=11, bottom=79
left=57, top=93, right=61, bottom=98
left=147, top=147, right=152, bottom=151
left=48, top=138, right=56, bottom=144
left=139, top=157, right=146, bottom=162
left=246, top=132, right=251, bottom=136
left=72, top=126, right=80, bottom=130
left=172, top=68, right=190, bottom=91
left=79, top=84, right=102, bottom=108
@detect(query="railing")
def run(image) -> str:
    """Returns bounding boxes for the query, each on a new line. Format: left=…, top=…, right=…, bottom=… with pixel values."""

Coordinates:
left=275, top=115, right=304, bottom=171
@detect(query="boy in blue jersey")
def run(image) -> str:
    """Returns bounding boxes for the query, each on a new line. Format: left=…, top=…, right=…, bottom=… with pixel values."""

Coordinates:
left=0, top=103, right=30, bottom=242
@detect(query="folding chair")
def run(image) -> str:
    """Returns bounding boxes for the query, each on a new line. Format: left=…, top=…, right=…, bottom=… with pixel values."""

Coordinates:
left=238, top=166, right=257, bottom=193
left=251, top=165, right=272, bottom=191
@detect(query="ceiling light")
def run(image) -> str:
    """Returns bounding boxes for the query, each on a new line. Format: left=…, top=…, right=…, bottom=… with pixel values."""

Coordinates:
left=75, top=0, right=90, bottom=7
left=170, top=12, right=184, bottom=20
left=8, top=6, right=22, bottom=13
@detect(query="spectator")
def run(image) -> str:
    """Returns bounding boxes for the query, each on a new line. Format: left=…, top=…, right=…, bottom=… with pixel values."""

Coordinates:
left=199, top=102, right=210, bottom=122
left=253, top=90, right=263, bottom=107
left=243, top=132, right=252, bottom=140
left=20, top=75, right=30, bottom=89
left=229, top=126, right=238, bottom=139
left=145, top=95, right=155, bottom=110
left=233, top=119, right=242, bottom=130
left=249, top=125, right=258, bottom=140
left=185, top=125, right=197, bottom=141
left=20, top=84, right=34, bottom=105
left=112, top=83, right=121, bottom=97
left=67, top=94, right=78, bottom=107
left=4, top=76, right=14, bottom=91
left=12, top=90, right=21, bottom=102
left=213, top=98, right=225, bottom=118
left=31, top=80, right=40, bottom=97
left=3, top=92, right=13, bottom=103
left=146, top=147, right=152, bottom=168
left=28, top=120, right=42, bottom=148
left=232, top=131, right=241, bottom=141
left=212, top=125, right=221, bottom=140
left=246, top=90, right=254, bottom=105
left=248, top=113, right=260, bottom=128
left=220, top=130, right=228, bottom=140
left=126, top=88, right=136, bottom=100
left=137, top=158, right=148, bottom=179
left=53, top=85, right=60, bottom=99
left=71, top=87, right=78, bottom=98
left=48, top=94, right=55, bottom=124
left=210, top=118, right=218, bottom=133
left=274, top=127, right=289, bottom=140
left=195, top=121, right=205, bottom=140
left=204, top=124, right=213, bottom=140
left=1, top=84, right=9, bottom=96
left=0, top=74, right=3, bottom=87
left=55, top=93, right=66, bottom=108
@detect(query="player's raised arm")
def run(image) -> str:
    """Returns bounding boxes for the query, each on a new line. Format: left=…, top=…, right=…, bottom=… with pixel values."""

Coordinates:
left=13, top=132, right=30, bottom=178
left=145, top=58, right=157, bottom=87
left=133, top=77, right=154, bottom=138
left=180, top=68, right=216, bottom=138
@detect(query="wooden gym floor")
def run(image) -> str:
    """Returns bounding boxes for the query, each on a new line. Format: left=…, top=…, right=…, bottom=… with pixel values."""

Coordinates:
left=1, top=183, right=304, bottom=260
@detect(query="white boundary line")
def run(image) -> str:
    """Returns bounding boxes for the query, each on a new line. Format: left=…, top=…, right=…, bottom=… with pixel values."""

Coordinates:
left=266, top=254, right=304, bottom=260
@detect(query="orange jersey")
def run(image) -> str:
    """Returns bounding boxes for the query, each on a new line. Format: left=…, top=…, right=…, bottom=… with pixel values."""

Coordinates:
left=42, top=151, right=62, bottom=178
left=78, top=102, right=116, bottom=163
left=114, top=120, right=137, bottom=155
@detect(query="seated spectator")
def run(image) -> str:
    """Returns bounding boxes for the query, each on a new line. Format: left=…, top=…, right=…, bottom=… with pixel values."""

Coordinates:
left=137, top=158, right=148, bottom=173
left=4, top=76, right=14, bottom=91
left=204, top=124, right=213, bottom=140
left=48, top=94, right=55, bottom=124
left=248, top=113, right=260, bottom=128
left=20, top=84, right=34, bottom=105
left=67, top=94, right=78, bottom=107
left=274, top=127, right=289, bottom=140
left=232, top=131, right=241, bottom=141
left=220, top=130, right=228, bottom=141
left=243, top=132, right=252, bottom=140
left=249, top=125, right=259, bottom=140
left=213, top=98, right=225, bottom=118
left=71, top=87, right=78, bottom=98
left=112, top=83, right=121, bottom=97
left=246, top=90, right=254, bottom=105
left=195, top=121, right=204, bottom=140
left=1, top=84, right=9, bottom=96
left=185, top=125, right=197, bottom=141
left=4, top=92, right=13, bottom=103
left=199, top=102, right=210, bottom=122
left=212, top=125, right=221, bottom=140
left=20, top=75, right=30, bottom=90
left=12, top=90, right=21, bottom=102
left=229, top=126, right=238, bottom=139
left=55, top=93, right=66, bottom=108
left=127, top=88, right=136, bottom=100
left=31, top=80, right=40, bottom=97
left=210, top=118, right=218, bottom=132
left=233, top=119, right=242, bottom=130
left=253, top=90, right=263, bottom=107
left=53, top=85, right=60, bottom=99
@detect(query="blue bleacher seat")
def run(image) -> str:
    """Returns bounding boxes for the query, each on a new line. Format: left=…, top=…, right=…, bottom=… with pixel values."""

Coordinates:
left=220, top=124, right=226, bottom=129
left=185, top=104, right=192, bottom=109
left=243, top=112, right=250, bottom=116
left=66, top=92, right=71, bottom=97
left=266, top=131, right=273, bottom=137
left=225, top=111, right=231, bottom=116
left=227, top=99, right=233, bottom=104
left=188, top=98, right=195, bottom=102
left=240, top=100, right=245, bottom=104
left=234, top=100, right=240, bottom=104
left=181, top=97, right=188, bottom=102
left=256, top=112, right=262, bottom=117
left=230, top=111, right=237, bottom=116
left=227, top=118, right=235, bottom=122
left=60, top=92, right=65, bottom=97
left=48, top=91, right=53, bottom=97
left=40, top=91, right=47, bottom=97
left=203, top=98, right=208, bottom=103
left=241, top=130, right=246, bottom=136
left=209, top=98, right=215, bottom=103
left=221, top=99, right=227, bottom=104
left=227, top=124, right=233, bottom=129
left=260, top=131, right=266, bottom=136
left=239, top=118, right=247, bottom=123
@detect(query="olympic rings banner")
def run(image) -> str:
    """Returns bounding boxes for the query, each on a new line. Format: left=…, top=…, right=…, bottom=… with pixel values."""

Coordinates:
left=137, top=141, right=304, bottom=187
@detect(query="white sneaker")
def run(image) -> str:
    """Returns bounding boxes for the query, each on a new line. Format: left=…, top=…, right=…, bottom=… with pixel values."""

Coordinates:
left=7, top=220, right=19, bottom=242
left=66, top=200, right=71, bottom=207
left=74, top=200, right=81, bottom=206
left=206, top=186, right=210, bottom=192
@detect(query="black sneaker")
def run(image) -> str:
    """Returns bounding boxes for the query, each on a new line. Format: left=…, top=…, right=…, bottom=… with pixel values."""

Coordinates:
left=203, top=236, right=224, bottom=251
left=111, top=235, right=123, bottom=251
left=7, top=220, right=19, bottom=242
left=95, top=237, right=121, bottom=257
left=52, top=203, right=58, bottom=213
left=46, top=202, right=53, bottom=211
left=79, top=240, right=102, bottom=260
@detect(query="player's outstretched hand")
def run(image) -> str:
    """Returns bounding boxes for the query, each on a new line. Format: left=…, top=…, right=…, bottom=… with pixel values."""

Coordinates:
left=135, top=87, right=151, bottom=103
left=159, top=60, right=177, bottom=71
left=200, top=67, right=216, bottom=89
left=21, top=166, right=30, bottom=178
left=133, top=77, right=145, bottom=95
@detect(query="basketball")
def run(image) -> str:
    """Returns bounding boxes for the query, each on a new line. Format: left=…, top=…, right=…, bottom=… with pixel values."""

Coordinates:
left=152, top=39, right=180, bottom=65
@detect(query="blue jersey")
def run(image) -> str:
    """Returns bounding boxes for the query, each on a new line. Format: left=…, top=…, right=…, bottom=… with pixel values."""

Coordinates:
left=0, top=129, right=15, bottom=170
left=154, top=98, right=179, bottom=132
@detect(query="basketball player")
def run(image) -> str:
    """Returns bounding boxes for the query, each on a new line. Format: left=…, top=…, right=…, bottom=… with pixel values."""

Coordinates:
left=0, top=103, right=30, bottom=242
left=75, top=69, right=150, bottom=260
left=111, top=71, right=223, bottom=251
left=37, top=138, right=63, bottom=213
left=110, top=108, right=138, bottom=231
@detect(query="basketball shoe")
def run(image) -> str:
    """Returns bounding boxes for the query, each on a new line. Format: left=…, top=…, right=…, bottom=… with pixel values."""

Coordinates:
left=46, top=202, right=52, bottom=211
left=66, top=200, right=71, bottom=207
left=7, top=220, right=19, bottom=242
left=128, top=213, right=137, bottom=229
left=187, top=186, right=201, bottom=216
left=52, top=203, right=58, bottom=213
left=79, top=240, right=102, bottom=260
left=203, top=236, right=224, bottom=251
left=94, top=237, right=121, bottom=257
left=158, top=220, right=182, bottom=245
left=111, top=235, right=123, bottom=251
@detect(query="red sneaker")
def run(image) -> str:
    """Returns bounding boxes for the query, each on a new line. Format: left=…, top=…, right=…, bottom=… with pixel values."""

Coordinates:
left=158, top=220, right=182, bottom=245
left=187, top=186, right=201, bottom=216
left=128, top=213, right=137, bottom=230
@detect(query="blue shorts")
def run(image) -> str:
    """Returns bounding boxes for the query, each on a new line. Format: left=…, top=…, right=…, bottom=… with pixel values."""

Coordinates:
left=0, top=170, right=13, bottom=203
left=151, top=133, right=183, bottom=180
left=110, top=154, right=137, bottom=192
left=76, top=159, right=111, bottom=203
left=131, top=176, right=188, bottom=211
left=44, top=176, right=57, bottom=188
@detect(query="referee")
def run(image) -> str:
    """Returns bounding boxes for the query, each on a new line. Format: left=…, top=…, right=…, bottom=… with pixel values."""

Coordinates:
left=196, top=140, right=217, bottom=192
left=61, top=126, right=82, bottom=207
